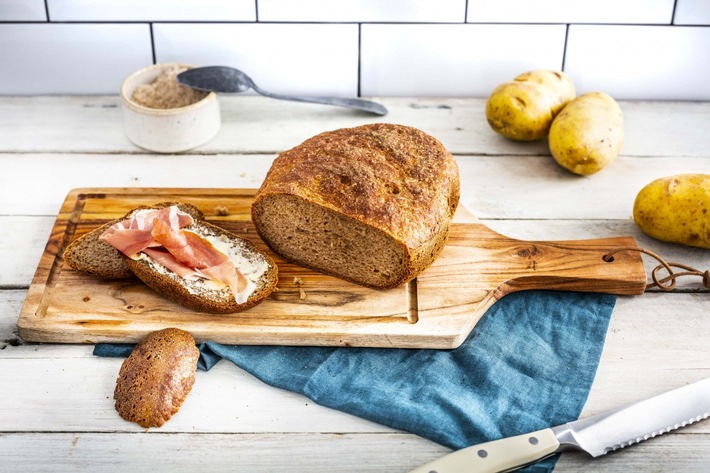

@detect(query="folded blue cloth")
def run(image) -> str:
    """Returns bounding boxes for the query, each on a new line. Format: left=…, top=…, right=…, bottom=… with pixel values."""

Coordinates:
left=95, top=290, right=615, bottom=472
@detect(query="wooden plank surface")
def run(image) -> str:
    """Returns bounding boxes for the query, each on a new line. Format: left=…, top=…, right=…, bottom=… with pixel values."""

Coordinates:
left=17, top=187, right=648, bottom=348
left=3, top=154, right=710, bottom=218
left=1, top=292, right=709, bottom=472
left=1, top=96, right=708, bottom=158
left=1, top=96, right=709, bottom=472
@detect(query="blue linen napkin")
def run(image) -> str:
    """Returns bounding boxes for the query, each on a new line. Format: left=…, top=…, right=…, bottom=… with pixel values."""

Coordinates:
left=94, top=290, right=615, bottom=472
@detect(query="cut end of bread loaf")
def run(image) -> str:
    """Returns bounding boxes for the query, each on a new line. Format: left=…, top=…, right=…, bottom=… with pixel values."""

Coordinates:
left=125, top=220, right=278, bottom=313
left=253, top=194, right=411, bottom=288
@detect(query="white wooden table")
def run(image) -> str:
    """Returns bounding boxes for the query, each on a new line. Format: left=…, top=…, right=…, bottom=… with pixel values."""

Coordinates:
left=0, top=96, right=708, bottom=472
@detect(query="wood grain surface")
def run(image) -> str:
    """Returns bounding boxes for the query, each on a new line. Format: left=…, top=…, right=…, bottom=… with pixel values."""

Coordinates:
left=2, top=97, right=709, bottom=473
left=18, top=187, right=647, bottom=348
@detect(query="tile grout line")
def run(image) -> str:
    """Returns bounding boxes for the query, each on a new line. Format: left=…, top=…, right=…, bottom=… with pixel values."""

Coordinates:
left=671, top=0, right=678, bottom=25
left=561, top=23, right=569, bottom=71
left=149, top=23, right=156, bottom=64
left=357, top=23, right=362, bottom=97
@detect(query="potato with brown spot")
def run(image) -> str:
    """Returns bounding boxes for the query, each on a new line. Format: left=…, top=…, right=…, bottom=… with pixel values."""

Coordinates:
left=633, top=174, right=710, bottom=249
left=114, top=328, right=199, bottom=428
left=548, top=92, right=624, bottom=176
left=486, top=70, right=576, bottom=141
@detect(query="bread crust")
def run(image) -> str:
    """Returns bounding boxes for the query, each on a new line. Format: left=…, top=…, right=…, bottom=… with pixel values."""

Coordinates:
left=252, top=123, right=460, bottom=288
left=114, top=328, right=199, bottom=428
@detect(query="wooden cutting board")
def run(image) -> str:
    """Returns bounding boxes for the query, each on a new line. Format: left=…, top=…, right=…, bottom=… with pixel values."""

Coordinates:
left=18, top=188, right=648, bottom=349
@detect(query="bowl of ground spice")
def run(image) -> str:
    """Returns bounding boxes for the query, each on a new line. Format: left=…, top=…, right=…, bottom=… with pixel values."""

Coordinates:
left=120, top=63, right=221, bottom=153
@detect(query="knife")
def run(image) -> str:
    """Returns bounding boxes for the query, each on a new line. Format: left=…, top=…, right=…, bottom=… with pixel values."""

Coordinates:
left=409, top=377, right=710, bottom=473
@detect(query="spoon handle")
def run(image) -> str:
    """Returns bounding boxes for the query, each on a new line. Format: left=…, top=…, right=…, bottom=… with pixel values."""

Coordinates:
left=252, top=86, right=388, bottom=116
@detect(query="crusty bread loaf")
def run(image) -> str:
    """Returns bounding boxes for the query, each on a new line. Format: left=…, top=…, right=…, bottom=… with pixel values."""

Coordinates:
left=252, top=123, right=460, bottom=289
left=114, top=328, right=199, bottom=428
left=125, top=219, right=278, bottom=313
left=63, top=202, right=204, bottom=279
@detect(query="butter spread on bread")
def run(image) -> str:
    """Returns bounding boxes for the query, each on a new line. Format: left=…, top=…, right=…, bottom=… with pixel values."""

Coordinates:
left=252, top=123, right=460, bottom=289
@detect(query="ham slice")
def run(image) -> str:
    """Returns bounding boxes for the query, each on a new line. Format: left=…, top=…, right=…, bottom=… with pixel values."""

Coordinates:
left=142, top=248, right=199, bottom=279
left=100, top=205, right=254, bottom=304
left=151, top=218, right=254, bottom=304
left=100, top=206, right=194, bottom=257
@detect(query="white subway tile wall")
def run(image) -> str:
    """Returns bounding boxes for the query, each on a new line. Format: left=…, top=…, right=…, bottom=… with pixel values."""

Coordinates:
left=565, top=25, right=710, bottom=100
left=0, top=0, right=46, bottom=21
left=47, top=0, right=255, bottom=22
left=258, top=0, right=466, bottom=23
left=674, top=0, right=710, bottom=25
left=361, top=24, right=566, bottom=97
left=0, top=24, right=152, bottom=95
left=153, top=23, right=359, bottom=97
left=467, top=0, right=675, bottom=24
left=0, top=0, right=707, bottom=100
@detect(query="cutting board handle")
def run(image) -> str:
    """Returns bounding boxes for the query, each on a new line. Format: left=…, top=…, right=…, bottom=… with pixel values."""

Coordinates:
left=490, top=235, right=648, bottom=297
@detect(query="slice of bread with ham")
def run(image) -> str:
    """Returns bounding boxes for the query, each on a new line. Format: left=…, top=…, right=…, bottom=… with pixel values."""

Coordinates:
left=63, top=202, right=204, bottom=279
left=63, top=202, right=278, bottom=313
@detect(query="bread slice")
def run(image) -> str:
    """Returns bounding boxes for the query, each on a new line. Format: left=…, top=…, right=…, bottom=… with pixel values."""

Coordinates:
left=114, top=327, right=199, bottom=428
left=64, top=201, right=278, bottom=313
left=63, top=202, right=204, bottom=279
left=252, top=123, right=460, bottom=289
left=124, top=219, right=278, bottom=313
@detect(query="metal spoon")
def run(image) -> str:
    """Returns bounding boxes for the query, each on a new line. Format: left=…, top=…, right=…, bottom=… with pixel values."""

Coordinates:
left=177, top=66, right=388, bottom=116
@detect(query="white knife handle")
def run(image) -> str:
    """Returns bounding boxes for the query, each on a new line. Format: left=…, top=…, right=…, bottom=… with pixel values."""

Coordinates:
left=408, top=428, right=560, bottom=473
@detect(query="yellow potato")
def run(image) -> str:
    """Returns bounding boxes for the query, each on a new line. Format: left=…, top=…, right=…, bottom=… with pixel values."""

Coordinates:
left=485, top=70, right=575, bottom=141
left=633, top=174, right=710, bottom=249
left=515, top=70, right=576, bottom=107
left=548, top=92, right=624, bottom=175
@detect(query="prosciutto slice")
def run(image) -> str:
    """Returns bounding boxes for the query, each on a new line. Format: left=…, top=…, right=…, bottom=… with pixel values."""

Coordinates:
left=151, top=218, right=254, bottom=304
left=100, top=206, right=194, bottom=257
left=141, top=247, right=199, bottom=279
left=100, top=205, right=254, bottom=304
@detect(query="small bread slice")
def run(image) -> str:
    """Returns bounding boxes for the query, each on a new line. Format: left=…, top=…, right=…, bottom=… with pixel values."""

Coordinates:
left=124, top=220, right=278, bottom=314
left=114, top=327, right=199, bottom=428
left=63, top=202, right=204, bottom=279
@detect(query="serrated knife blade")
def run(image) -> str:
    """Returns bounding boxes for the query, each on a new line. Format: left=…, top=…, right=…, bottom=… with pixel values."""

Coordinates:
left=409, top=378, right=710, bottom=473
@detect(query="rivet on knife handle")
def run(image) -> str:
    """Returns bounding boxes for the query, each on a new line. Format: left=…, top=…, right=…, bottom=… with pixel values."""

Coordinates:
left=408, top=428, right=559, bottom=473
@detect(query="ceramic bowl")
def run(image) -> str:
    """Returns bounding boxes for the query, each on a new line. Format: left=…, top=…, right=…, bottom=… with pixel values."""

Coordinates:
left=120, top=63, right=221, bottom=153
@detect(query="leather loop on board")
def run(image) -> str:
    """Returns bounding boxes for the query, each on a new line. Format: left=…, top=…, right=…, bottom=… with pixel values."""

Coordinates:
left=603, top=247, right=708, bottom=291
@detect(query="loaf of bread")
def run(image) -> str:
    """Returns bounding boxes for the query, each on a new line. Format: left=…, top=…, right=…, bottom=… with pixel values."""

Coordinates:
left=114, top=328, right=199, bottom=428
left=252, top=123, right=460, bottom=289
